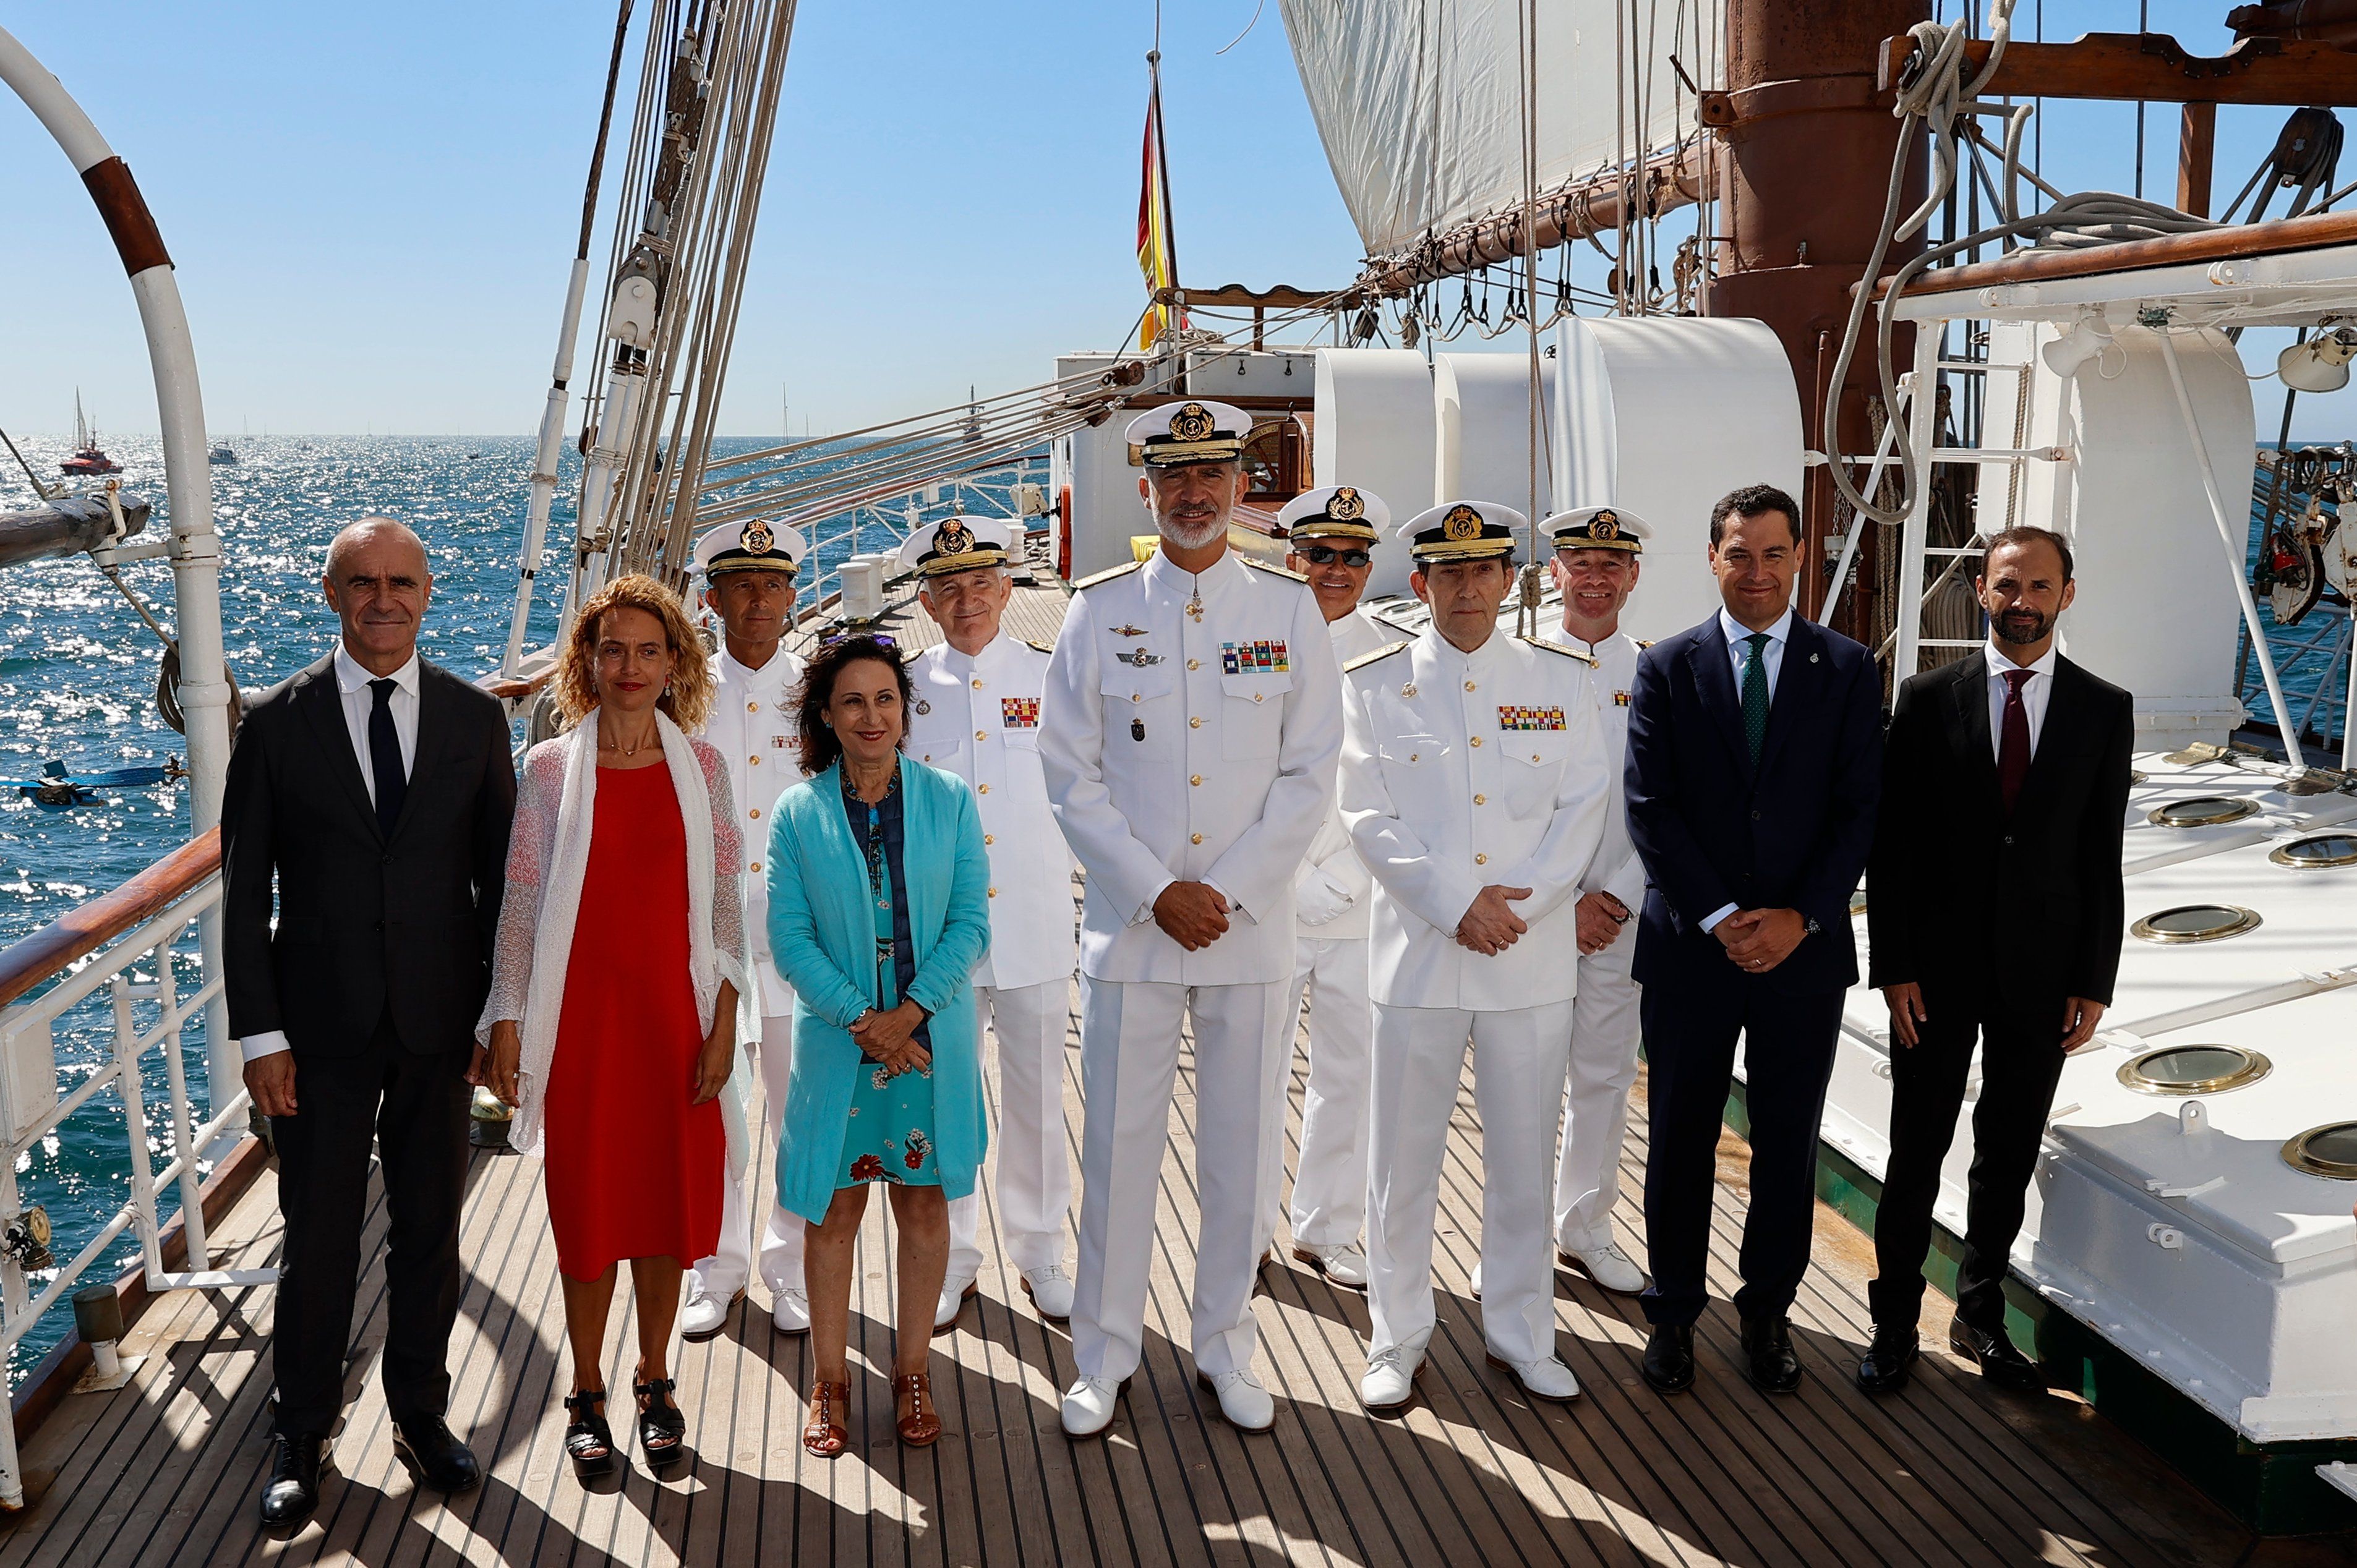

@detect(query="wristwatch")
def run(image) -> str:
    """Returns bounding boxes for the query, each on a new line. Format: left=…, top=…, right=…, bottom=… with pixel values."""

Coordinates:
left=1803, top=916, right=1822, bottom=937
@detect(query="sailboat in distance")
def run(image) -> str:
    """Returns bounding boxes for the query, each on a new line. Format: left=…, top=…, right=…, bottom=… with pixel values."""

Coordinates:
left=59, top=390, right=118, bottom=476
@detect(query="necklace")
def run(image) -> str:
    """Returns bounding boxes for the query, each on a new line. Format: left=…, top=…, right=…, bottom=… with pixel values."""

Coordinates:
left=597, top=716, right=654, bottom=756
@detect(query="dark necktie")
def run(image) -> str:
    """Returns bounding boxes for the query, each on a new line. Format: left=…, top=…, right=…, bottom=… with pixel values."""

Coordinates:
left=368, top=677, right=408, bottom=838
left=1740, top=633, right=1771, bottom=767
left=1997, top=667, right=2033, bottom=814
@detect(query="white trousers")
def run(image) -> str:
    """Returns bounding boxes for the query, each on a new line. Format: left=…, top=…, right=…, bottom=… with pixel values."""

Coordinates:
left=1551, top=939, right=1642, bottom=1253
left=948, top=978, right=1076, bottom=1279
left=690, top=1013, right=806, bottom=1300
left=1071, top=976, right=1290, bottom=1384
left=1366, top=1000, right=1573, bottom=1365
left=1257, top=935, right=1373, bottom=1253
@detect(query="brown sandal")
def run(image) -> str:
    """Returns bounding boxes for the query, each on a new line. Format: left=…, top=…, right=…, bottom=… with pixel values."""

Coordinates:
left=803, top=1381, right=850, bottom=1460
left=893, top=1372, right=941, bottom=1447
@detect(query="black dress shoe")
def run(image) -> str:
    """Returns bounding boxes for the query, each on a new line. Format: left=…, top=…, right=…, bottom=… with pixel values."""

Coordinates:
left=1949, top=1316, right=2044, bottom=1390
left=1854, top=1324, right=1920, bottom=1394
left=1640, top=1323, right=1695, bottom=1393
left=1739, top=1314, right=1803, bottom=1394
left=392, top=1417, right=482, bottom=1493
left=259, top=1432, right=329, bottom=1529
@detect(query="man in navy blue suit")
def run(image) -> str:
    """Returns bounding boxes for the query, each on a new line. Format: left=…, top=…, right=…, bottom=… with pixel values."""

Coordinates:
left=1622, top=484, right=1882, bottom=1395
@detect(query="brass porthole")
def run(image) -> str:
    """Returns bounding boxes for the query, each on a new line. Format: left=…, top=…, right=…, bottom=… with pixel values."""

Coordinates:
left=2116, top=1044, right=2272, bottom=1096
left=2283, top=1122, right=2357, bottom=1180
left=2269, top=832, right=2357, bottom=869
left=2147, top=796, right=2259, bottom=829
left=2130, top=903, right=2263, bottom=943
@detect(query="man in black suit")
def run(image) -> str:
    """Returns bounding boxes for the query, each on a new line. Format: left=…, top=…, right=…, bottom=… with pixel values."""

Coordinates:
left=1859, top=526, right=2132, bottom=1393
left=223, top=518, right=515, bottom=1527
left=1623, top=484, right=1882, bottom=1395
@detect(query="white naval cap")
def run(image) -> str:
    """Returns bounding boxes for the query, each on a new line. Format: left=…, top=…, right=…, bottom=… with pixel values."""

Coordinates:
left=1124, top=399, right=1252, bottom=467
left=693, top=516, right=809, bottom=579
left=1277, top=484, right=1389, bottom=543
left=1542, top=504, right=1652, bottom=555
left=896, top=514, right=1017, bottom=578
left=1398, top=499, right=1526, bottom=564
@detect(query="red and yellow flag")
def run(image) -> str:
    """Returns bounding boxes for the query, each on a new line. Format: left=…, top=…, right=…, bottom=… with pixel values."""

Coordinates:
left=1137, top=61, right=1183, bottom=351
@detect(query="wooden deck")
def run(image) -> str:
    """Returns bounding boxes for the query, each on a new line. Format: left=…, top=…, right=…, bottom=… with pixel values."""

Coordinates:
left=6, top=573, right=2346, bottom=1566
left=2, top=986, right=2338, bottom=1567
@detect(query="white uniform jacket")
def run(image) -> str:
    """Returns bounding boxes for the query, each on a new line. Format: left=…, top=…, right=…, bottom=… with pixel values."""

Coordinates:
left=1041, top=549, right=1344, bottom=986
left=1546, top=625, right=1648, bottom=911
left=1340, top=628, right=1610, bottom=1011
left=708, top=645, right=807, bottom=1012
left=907, top=631, right=1079, bottom=992
left=1294, top=608, right=1398, bottom=942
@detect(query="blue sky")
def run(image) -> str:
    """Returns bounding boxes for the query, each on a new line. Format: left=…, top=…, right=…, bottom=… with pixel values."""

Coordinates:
left=0, top=2, right=2341, bottom=438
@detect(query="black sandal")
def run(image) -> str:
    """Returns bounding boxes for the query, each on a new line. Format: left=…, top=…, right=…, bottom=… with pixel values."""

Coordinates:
left=635, top=1378, right=686, bottom=1470
left=563, top=1388, right=615, bottom=1479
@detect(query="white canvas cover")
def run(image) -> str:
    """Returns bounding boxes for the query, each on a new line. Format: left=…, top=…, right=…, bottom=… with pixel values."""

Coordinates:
left=1277, top=0, right=1719, bottom=260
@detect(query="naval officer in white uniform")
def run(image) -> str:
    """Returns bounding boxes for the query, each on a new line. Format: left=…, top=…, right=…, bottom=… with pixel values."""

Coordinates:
left=899, top=516, right=1082, bottom=1329
left=1251, top=485, right=1397, bottom=1291
left=1340, top=500, right=1609, bottom=1414
left=1540, top=505, right=1654, bottom=1297
left=682, top=518, right=812, bottom=1339
left=1040, top=400, right=1343, bottom=1438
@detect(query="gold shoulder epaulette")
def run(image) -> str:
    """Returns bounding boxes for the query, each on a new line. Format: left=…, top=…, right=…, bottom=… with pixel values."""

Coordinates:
left=1024, top=637, right=1055, bottom=655
left=1523, top=634, right=1596, bottom=665
left=1071, top=560, right=1142, bottom=590
left=1635, top=638, right=1654, bottom=650
left=1241, top=556, right=1307, bottom=583
left=1345, top=639, right=1411, bottom=673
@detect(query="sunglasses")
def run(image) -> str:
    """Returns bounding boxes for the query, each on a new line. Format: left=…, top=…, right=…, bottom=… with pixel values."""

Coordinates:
left=1297, top=544, right=1373, bottom=568
left=819, top=630, right=899, bottom=649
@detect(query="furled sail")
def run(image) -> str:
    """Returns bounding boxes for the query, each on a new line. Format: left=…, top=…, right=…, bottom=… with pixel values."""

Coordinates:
left=1277, top=0, right=1718, bottom=262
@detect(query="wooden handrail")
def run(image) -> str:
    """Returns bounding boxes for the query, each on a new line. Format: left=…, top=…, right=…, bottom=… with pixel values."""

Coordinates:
left=1874, top=208, right=2357, bottom=300
left=0, top=827, right=220, bottom=1012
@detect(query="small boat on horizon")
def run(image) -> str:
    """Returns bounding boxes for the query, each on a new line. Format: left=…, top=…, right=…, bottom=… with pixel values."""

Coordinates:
left=208, top=441, right=237, bottom=464
left=59, top=391, right=118, bottom=476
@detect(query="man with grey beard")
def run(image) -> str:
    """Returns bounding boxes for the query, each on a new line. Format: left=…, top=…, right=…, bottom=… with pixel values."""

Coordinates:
left=1039, top=400, right=1343, bottom=1439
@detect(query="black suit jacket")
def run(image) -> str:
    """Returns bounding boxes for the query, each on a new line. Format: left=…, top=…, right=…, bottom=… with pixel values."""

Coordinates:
left=222, top=651, right=516, bottom=1057
left=1625, top=613, right=1884, bottom=995
left=1867, top=651, right=2134, bottom=1018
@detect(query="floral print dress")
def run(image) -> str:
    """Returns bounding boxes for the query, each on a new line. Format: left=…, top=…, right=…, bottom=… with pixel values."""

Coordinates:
left=836, top=767, right=941, bottom=1188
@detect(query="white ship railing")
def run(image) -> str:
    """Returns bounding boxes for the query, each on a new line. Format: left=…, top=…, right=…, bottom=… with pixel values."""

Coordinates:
left=0, top=830, right=264, bottom=1510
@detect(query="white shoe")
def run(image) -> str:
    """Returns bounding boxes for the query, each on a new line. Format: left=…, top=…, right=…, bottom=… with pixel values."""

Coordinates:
left=1486, top=1351, right=1581, bottom=1404
left=680, top=1280, right=742, bottom=1340
left=1061, top=1374, right=1122, bottom=1438
left=771, top=1287, right=810, bottom=1336
left=1196, top=1368, right=1276, bottom=1433
left=1291, top=1241, right=1369, bottom=1290
left=1359, top=1345, right=1423, bottom=1413
left=1468, top=1261, right=1481, bottom=1300
left=1560, top=1241, right=1646, bottom=1295
left=934, top=1274, right=977, bottom=1332
left=1019, top=1264, right=1074, bottom=1322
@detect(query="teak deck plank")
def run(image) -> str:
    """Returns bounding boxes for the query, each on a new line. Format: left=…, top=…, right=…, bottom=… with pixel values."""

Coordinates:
left=0, top=583, right=2286, bottom=1568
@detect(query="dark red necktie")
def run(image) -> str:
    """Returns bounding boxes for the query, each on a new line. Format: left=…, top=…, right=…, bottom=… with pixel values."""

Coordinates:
left=1997, top=668, right=2033, bottom=813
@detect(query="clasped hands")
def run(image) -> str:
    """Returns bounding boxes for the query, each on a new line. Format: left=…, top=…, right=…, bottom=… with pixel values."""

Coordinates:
left=1716, top=907, right=1806, bottom=974
left=852, top=999, right=931, bottom=1078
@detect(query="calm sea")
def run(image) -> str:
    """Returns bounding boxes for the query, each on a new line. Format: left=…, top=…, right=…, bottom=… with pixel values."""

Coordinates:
left=0, top=432, right=1033, bottom=1385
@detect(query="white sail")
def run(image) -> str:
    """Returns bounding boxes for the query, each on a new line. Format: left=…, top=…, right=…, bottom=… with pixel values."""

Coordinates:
left=1278, top=0, right=1718, bottom=261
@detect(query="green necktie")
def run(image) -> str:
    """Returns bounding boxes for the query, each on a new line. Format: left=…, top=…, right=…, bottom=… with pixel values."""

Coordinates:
left=1741, top=632, right=1771, bottom=765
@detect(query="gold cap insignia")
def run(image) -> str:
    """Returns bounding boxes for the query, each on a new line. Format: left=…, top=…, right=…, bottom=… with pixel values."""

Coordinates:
left=936, top=519, right=973, bottom=556
left=742, top=521, right=774, bottom=555
left=1592, top=511, right=1619, bottom=540
left=1442, top=504, right=1484, bottom=542
left=1170, top=402, right=1215, bottom=441
left=1328, top=486, right=1364, bottom=521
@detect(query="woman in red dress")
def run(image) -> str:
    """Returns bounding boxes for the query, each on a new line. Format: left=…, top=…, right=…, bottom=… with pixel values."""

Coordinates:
left=482, top=575, right=747, bottom=1479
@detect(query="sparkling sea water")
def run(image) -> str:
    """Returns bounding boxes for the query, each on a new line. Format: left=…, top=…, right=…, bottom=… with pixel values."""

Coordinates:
left=0, top=432, right=1034, bottom=1385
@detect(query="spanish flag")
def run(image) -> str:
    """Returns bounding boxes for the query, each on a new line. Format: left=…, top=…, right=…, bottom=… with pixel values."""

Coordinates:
left=1137, top=58, right=1183, bottom=351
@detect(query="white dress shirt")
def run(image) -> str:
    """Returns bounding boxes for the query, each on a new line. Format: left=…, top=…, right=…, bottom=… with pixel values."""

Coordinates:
left=334, top=642, right=420, bottom=806
left=1700, top=605, right=1796, bottom=935
left=907, top=631, right=1079, bottom=991
left=1294, top=608, right=1399, bottom=941
left=1040, top=549, right=1344, bottom=986
left=245, top=644, right=422, bottom=1063
left=1984, top=639, right=2056, bottom=761
left=1338, top=628, right=1609, bottom=1010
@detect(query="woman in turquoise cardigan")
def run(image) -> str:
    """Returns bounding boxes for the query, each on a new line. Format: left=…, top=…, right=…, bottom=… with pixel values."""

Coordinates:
left=766, top=633, right=991, bottom=1460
